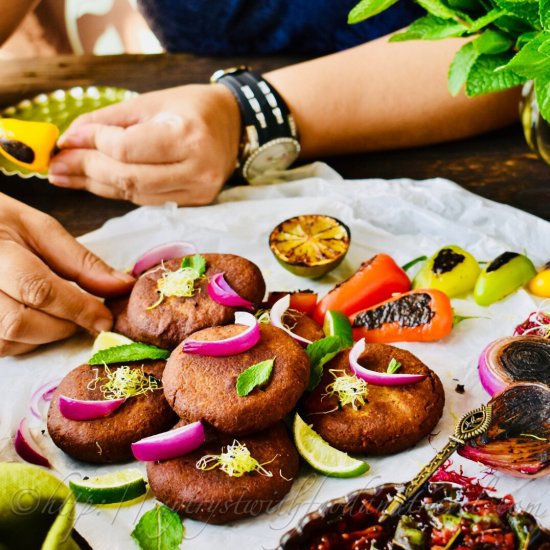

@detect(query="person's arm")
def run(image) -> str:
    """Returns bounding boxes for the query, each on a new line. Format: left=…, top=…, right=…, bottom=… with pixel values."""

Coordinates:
left=266, top=35, right=520, bottom=157
left=52, top=34, right=520, bottom=205
left=0, top=0, right=39, bottom=46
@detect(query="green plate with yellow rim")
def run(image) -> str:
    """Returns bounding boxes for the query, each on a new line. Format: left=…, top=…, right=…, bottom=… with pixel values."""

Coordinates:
left=0, top=86, right=137, bottom=179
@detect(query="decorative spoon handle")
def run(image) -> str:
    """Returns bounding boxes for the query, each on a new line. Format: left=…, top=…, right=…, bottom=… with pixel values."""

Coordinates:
left=379, top=403, right=493, bottom=523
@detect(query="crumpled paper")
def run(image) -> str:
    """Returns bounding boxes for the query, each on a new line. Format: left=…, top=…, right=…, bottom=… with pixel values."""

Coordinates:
left=1, top=166, right=550, bottom=549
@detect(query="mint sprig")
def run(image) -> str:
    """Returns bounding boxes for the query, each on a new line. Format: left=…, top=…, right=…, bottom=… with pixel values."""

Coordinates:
left=89, top=343, right=170, bottom=365
left=236, top=359, right=274, bottom=397
left=306, top=336, right=348, bottom=391
left=349, top=0, right=550, bottom=122
left=181, top=253, right=206, bottom=276
left=131, top=504, right=184, bottom=550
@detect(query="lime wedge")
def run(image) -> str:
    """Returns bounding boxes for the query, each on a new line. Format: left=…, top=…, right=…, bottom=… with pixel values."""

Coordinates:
left=69, top=468, right=146, bottom=504
left=323, top=310, right=353, bottom=347
left=92, top=331, right=134, bottom=354
left=293, top=414, right=369, bottom=478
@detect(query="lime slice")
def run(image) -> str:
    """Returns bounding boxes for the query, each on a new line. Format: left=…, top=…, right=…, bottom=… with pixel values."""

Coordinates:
left=92, top=331, right=134, bottom=354
left=293, top=414, right=369, bottom=478
left=69, top=468, right=146, bottom=504
left=269, top=215, right=350, bottom=279
left=323, top=310, right=353, bottom=347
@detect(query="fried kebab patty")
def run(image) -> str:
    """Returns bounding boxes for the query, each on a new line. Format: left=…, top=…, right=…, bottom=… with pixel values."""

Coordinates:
left=47, top=360, right=177, bottom=463
left=112, top=253, right=266, bottom=349
left=163, top=324, right=310, bottom=436
left=146, top=422, right=299, bottom=524
left=300, top=344, right=445, bottom=455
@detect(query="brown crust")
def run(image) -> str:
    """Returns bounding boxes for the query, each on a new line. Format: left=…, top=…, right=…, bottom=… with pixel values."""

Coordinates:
left=112, top=254, right=266, bottom=349
left=163, top=324, right=310, bottom=435
left=146, top=422, right=299, bottom=524
left=285, top=310, right=325, bottom=342
left=47, top=361, right=178, bottom=463
left=300, top=344, right=445, bottom=455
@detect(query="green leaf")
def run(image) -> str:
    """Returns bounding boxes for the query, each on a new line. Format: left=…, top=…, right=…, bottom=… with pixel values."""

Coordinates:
left=131, top=504, right=184, bottom=550
left=236, top=359, right=274, bottom=397
left=504, top=32, right=550, bottom=79
left=416, top=0, right=471, bottom=23
left=447, top=0, right=482, bottom=12
left=89, top=342, right=170, bottom=365
left=465, top=53, right=526, bottom=96
left=542, top=0, right=550, bottom=30
left=517, top=31, right=540, bottom=49
left=473, top=30, right=513, bottom=53
left=181, top=253, right=206, bottom=276
left=468, top=9, right=506, bottom=33
left=306, top=336, right=348, bottom=391
left=494, top=14, right=534, bottom=36
left=492, top=0, right=541, bottom=29
left=389, top=15, right=467, bottom=42
left=348, top=0, right=400, bottom=22
left=535, top=76, right=550, bottom=122
left=448, top=42, right=480, bottom=96
left=387, top=358, right=402, bottom=374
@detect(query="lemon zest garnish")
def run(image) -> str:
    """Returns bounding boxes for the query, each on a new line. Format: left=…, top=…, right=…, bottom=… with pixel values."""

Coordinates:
left=87, top=365, right=161, bottom=400
left=147, top=262, right=203, bottom=310
left=324, top=369, right=368, bottom=410
left=196, top=440, right=277, bottom=478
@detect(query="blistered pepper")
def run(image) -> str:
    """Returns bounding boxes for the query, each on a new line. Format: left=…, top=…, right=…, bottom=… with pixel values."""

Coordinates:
left=474, top=252, right=536, bottom=306
left=528, top=261, right=550, bottom=298
left=350, top=289, right=453, bottom=343
left=0, top=118, right=59, bottom=172
left=312, top=253, right=410, bottom=326
left=412, top=245, right=480, bottom=297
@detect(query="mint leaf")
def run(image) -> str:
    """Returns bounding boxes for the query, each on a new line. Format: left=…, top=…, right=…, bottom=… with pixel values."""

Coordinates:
left=390, top=15, right=467, bottom=42
left=89, top=342, right=170, bottom=365
left=473, top=30, right=513, bottom=54
left=181, top=253, right=206, bottom=276
left=306, top=336, right=348, bottom=391
left=131, top=504, right=184, bottom=550
left=468, top=9, right=506, bottom=33
left=387, top=358, right=402, bottom=374
left=236, top=359, right=274, bottom=397
left=348, top=0, right=399, bottom=23
left=416, top=0, right=471, bottom=23
left=535, top=76, right=550, bottom=122
left=494, top=14, right=534, bottom=36
left=448, top=42, right=479, bottom=96
left=492, top=0, right=541, bottom=29
left=542, top=0, right=550, bottom=30
left=505, top=32, right=550, bottom=79
left=465, top=53, right=526, bottom=96
left=517, top=31, right=540, bottom=49
left=447, top=0, right=481, bottom=11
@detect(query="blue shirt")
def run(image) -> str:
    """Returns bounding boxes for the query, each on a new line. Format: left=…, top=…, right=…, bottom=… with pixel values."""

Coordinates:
left=138, top=0, right=422, bottom=55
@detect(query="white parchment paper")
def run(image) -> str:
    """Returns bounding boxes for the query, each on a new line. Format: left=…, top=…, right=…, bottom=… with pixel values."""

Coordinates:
left=2, top=167, right=550, bottom=549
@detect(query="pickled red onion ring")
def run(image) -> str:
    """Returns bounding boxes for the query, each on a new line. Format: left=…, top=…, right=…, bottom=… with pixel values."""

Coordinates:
left=131, top=241, right=197, bottom=277
left=58, top=395, right=126, bottom=421
left=269, top=294, right=312, bottom=346
left=349, top=339, right=426, bottom=386
left=132, top=421, right=205, bottom=461
left=207, top=273, right=254, bottom=309
left=183, top=312, right=260, bottom=356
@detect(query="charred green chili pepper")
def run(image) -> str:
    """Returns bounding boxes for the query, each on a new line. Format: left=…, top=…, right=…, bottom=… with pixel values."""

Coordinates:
left=474, top=252, right=536, bottom=306
left=412, top=245, right=480, bottom=297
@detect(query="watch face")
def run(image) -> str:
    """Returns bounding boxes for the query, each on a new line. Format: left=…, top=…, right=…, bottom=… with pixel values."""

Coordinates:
left=244, top=139, right=300, bottom=180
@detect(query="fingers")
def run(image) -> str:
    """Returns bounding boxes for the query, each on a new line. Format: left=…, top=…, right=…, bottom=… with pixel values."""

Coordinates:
left=0, top=240, right=114, bottom=333
left=0, top=340, right=37, bottom=357
left=58, top=113, right=189, bottom=164
left=60, top=100, right=140, bottom=134
left=21, top=211, right=134, bottom=297
left=49, top=149, right=224, bottom=205
left=0, top=290, right=78, bottom=345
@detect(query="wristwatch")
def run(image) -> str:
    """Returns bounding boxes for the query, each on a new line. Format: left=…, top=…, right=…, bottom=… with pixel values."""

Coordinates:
left=210, top=66, right=300, bottom=183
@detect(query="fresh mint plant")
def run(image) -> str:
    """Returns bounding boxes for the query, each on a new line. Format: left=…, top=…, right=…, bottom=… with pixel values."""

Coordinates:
left=349, top=0, right=550, bottom=121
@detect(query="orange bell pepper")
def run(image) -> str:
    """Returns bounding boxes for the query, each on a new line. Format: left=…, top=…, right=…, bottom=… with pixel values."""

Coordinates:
left=350, top=289, right=453, bottom=343
left=312, top=253, right=410, bottom=325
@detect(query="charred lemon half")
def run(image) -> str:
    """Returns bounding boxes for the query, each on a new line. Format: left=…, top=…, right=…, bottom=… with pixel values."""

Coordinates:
left=269, top=214, right=351, bottom=278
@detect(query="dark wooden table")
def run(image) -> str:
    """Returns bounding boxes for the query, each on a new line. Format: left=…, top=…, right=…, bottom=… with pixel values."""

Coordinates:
left=0, top=53, right=548, bottom=236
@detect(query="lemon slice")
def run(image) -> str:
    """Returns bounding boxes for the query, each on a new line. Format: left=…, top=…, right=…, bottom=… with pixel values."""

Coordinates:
left=323, top=310, right=353, bottom=347
left=269, top=215, right=350, bottom=279
left=69, top=468, right=147, bottom=504
left=92, top=331, right=134, bottom=354
left=293, top=414, right=369, bottom=478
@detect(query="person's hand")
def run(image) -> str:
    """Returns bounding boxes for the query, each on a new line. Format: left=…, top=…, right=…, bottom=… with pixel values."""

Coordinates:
left=48, top=84, right=241, bottom=206
left=0, top=194, right=134, bottom=356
